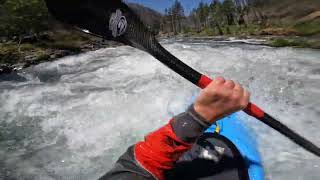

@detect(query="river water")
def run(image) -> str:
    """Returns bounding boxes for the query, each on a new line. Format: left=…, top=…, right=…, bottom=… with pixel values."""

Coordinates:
left=1, top=39, right=320, bottom=180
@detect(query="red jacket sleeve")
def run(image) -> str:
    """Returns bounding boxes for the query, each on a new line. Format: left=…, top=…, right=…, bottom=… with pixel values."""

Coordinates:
left=135, top=120, right=192, bottom=180
left=134, top=105, right=210, bottom=180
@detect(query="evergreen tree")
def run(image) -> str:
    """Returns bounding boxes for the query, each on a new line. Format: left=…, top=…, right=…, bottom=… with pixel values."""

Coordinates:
left=0, top=0, right=49, bottom=38
left=190, top=8, right=200, bottom=32
left=222, top=0, right=236, bottom=25
left=197, top=2, right=210, bottom=28
left=209, top=0, right=224, bottom=35
left=161, top=0, right=185, bottom=34
left=173, top=0, right=184, bottom=33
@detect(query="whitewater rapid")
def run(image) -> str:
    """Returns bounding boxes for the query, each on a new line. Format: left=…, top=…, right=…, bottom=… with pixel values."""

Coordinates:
left=1, top=40, right=320, bottom=179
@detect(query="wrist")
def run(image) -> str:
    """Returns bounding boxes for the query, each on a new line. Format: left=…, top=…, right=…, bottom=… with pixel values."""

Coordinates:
left=171, top=105, right=211, bottom=143
left=193, top=104, right=217, bottom=124
left=188, top=105, right=212, bottom=127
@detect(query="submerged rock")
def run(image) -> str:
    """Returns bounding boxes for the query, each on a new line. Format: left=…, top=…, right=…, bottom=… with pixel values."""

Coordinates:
left=0, top=65, right=14, bottom=74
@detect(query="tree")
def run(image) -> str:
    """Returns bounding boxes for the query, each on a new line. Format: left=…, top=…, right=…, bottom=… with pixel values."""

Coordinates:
left=234, top=0, right=249, bottom=26
left=173, top=0, right=184, bottom=33
left=221, top=0, right=236, bottom=25
left=168, top=7, right=176, bottom=33
left=190, top=8, right=201, bottom=32
left=246, top=0, right=270, bottom=25
left=209, top=0, right=224, bottom=35
left=197, top=2, right=210, bottom=28
left=161, top=0, right=185, bottom=34
left=0, top=0, right=49, bottom=39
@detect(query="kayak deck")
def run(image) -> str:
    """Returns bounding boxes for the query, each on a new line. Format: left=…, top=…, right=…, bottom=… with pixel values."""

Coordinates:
left=206, top=113, right=265, bottom=180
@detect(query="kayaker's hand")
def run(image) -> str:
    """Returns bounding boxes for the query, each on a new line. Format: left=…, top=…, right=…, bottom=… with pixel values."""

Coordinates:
left=194, top=77, right=250, bottom=124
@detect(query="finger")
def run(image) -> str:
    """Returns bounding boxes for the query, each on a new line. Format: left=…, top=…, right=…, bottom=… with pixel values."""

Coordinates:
left=234, top=82, right=244, bottom=92
left=213, top=76, right=225, bottom=85
left=240, top=90, right=250, bottom=109
left=225, top=80, right=235, bottom=89
left=232, top=83, right=244, bottom=104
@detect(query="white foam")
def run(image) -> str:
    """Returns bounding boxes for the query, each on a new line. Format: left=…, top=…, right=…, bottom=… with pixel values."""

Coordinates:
left=1, top=42, right=320, bottom=179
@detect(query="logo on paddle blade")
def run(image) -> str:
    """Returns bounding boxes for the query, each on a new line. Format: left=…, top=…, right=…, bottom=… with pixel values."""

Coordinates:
left=109, top=9, right=127, bottom=38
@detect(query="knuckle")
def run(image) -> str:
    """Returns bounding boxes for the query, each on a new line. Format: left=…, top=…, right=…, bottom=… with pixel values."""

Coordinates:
left=235, top=83, right=243, bottom=90
left=243, top=90, right=250, bottom=100
left=226, top=80, right=235, bottom=86
left=214, top=77, right=225, bottom=84
left=231, top=93, right=241, bottom=101
left=204, top=88, right=217, bottom=97
left=240, top=100, right=249, bottom=109
left=202, top=88, right=212, bottom=95
left=216, top=76, right=225, bottom=81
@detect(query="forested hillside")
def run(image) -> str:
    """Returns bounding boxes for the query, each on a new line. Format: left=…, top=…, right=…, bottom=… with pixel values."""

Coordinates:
left=159, top=0, right=320, bottom=37
left=156, top=0, right=319, bottom=49
left=1, top=0, right=319, bottom=41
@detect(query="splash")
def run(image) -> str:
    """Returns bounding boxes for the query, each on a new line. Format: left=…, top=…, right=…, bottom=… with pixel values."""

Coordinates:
left=0, top=41, right=320, bottom=179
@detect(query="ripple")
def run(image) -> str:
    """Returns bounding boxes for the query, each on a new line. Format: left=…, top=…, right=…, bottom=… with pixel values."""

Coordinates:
left=1, top=41, right=320, bottom=179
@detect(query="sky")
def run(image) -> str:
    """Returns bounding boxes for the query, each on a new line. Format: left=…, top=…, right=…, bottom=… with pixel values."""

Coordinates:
left=126, top=0, right=213, bottom=15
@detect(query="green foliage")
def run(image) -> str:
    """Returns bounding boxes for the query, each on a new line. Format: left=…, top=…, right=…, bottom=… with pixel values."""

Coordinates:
left=49, top=42, right=82, bottom=52
left=199, top=27, right=216, bottom=36
left=294, top=21, right=320, bottom=36
left=0, top=42, right=53, bottom=64
left=0, top=43, right=21, bottom=64
left=0, top=30, right=94, bottom=65
left=189, top=0, right=238, bottom=35
left=221, top=0, right=236, bottom=25
left=35, top=31, right=91, bottom=53
left=182, top=26, right=191, bottom=33
left=20, top=43, right=35, bottom=51
left=311, top=40, right=320, bottom=49
left=271, top=38, right=291, bottom=47
left=0, top=0, right=49, bottom=38
left=197, top=2, right=210, bottom=27
left=35, top=52, right=50, bottom=61
left=271, top=38, right=310, bottom=48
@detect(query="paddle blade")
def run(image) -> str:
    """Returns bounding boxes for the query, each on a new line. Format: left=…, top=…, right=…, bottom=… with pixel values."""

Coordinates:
left=45, top=0, right=154, bottom=48
left=44, top=0, right=202, bottom=83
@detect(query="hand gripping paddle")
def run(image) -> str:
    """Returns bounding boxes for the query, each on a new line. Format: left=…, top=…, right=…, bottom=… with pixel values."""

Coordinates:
left=44, top=0, right=320, bottom=157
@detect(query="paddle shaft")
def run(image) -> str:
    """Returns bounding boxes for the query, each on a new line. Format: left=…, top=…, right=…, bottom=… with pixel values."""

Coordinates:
left=146, top=42, right=320, bottom=157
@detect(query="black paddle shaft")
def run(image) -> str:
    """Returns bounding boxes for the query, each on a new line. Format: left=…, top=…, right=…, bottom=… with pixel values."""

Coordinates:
left=44, top=0, right=320, bottom=157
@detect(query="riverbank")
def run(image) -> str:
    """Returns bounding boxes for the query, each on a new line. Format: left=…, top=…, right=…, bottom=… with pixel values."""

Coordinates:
left=174, top=24, right=320, bottom=49
left=160, top=33, right=320, bottom=49
left=1, top=33, right=319, bottom=75
left=0, top=30, right=121, bottom=75
left=270, top=36, right=320, bottom=49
